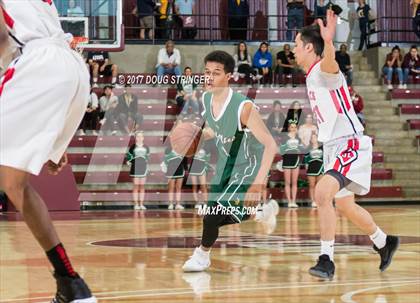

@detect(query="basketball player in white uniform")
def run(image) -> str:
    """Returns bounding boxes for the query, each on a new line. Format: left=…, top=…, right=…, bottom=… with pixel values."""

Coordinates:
left=293, top=10, right=399, bottom=279
left=0, top=1, right=96, bottom=302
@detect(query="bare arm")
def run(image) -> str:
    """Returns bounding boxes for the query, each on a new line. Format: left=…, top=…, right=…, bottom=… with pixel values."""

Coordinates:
left=0, top=7, right=10, bottom=57
left=240, top=103, right=277, bottom=186
left=318, top=10, right=340, bottom=74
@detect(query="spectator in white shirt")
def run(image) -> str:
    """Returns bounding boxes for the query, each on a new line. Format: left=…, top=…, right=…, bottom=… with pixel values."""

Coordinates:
left=98, top=86, right=118, bottom=121
left=156, top=40, right=182, bottom=77
left=298, top=113, right=318, bottom=147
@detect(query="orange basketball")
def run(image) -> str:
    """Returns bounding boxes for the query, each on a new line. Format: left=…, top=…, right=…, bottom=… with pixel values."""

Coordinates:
left=170, top=122, right=202, bottom=157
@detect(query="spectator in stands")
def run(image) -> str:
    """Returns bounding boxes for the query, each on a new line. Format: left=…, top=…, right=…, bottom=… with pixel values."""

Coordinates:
left=78, top=88, right=99, bottom=136
left=101, top=96, right=121, bottom=135
left=156, top=40, right=182, bottom=78
left=403, top=45, right=420, bottom=88
left=349, top=86, right=365, bottom=126
left=335, top=43, right=353, bottom=86
left=175, top=0, right=197, bottom=39
left=156, top=0, right=176, bottom=40
left=87, top=51, right=119, bottom=87
left=304, top=133, right=323, bottom=208
left=227, top=0, right=250, bottom=40
left=162, top=146, right=186, bottom=210
left=67, top=0, right=84, bottom=17
left=176, top=67, right=199, bottom=115
left=126, top=131, right=150, bottom=210
left=286, top=0, right=304, bottom=41
left=253, top=41, right=273, bottom=85
left=99, top=85, right=118, bottom=134
left=116, top=85, right=143, bottom=134
left=314, top=0, right=328, bottom=19
left=298, top=113, right=318, bottom=147
left=412, top=0, right=420, bottom=39
left=383, top=45, right=404, bottom=90
left=275, top=43, right=299, bottom=87
left=279, top=123, right=303, bottom=208
left=133, top=0, right=156, bottom=40
left=266, top=100, right=286, bottom=142
left=356, top=0, right=372, bottom=51
left=233, top=41, right=256, bottom=83
left=283, top=101, right=302, bottom=131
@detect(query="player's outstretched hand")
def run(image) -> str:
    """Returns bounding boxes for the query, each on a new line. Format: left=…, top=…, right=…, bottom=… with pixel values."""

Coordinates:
left=244, top=184, right=262, bottom=208
left=47, top=153, right=68, bottom=175
left=317, top=9, right=338, bottom=44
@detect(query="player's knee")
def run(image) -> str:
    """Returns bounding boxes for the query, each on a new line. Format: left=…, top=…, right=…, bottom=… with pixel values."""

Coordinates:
left=0, top=178, right=27, bottom=206
left=314, top=184, right=334, bottom=207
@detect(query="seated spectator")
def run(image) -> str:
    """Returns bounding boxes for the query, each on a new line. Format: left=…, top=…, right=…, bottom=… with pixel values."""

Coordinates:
left=67, top=0, right=84, bottom=17
left=286, top=0, right=304, bottom=41
left=132, top=0, right=156, bottom=40
left=298, top=113, right=318, bottom=147
left=314, top=0, right=328, bottom=19
left=175, top=0, right=197, bottom=39
left=233, top=41, right=256, bottom=84
left=402, top=45, right=420, bottom=88
left=78, top=88, right=99, bottom=136
left=87, top=51, right=119, bottom=87
left=335, top=43, right=353, bottom=86
left=98, top=85, right=118, bottom=122
left=283, top=100, right=302, bottom=132
left=253, top=41, right=273, bottom=85
left=176, top=67, right=199, bottom=115
left=266, top=100, right=286, bottom=142
left=383, top=45, right=404, bottom=90
left=275, top=44, right=300, bottom=87
left=116, top=85, right=144, bottom=134
left=349, top=86, right=365, bottom=126
left=156, top=40, right=182, bottom=78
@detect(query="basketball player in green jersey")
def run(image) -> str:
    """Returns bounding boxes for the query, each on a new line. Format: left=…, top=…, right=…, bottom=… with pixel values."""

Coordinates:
left=183, top=51, right=279, bottom=272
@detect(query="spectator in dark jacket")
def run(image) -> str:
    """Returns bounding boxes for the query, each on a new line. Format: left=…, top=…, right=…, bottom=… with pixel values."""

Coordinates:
left=266, top=100, right=286, bottom=141
left=228, top=0, right=249, bottom=40
left=116, top=85, right=143, bottom=134
left=275, top=44, right=300, bottom=87
left=253, top=41, right=273, bottom=85
left=133, top=0, right=156, bottom=39
left=314, top=0, right=328, bottom=19
left=286, top=0, right=304, bottom=41
left=411, top=0, right=420, bottom=39
left=335, top=44, right=353, bottom=86
left=283, top=101, right=302, bottom=132
left=402, top=45, right=420, bottom=88
left=356, top=0, right=371, bottom=51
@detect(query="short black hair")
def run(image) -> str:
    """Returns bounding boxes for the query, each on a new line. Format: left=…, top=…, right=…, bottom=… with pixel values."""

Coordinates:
left=204, top=50, right=235, bottom=74
left=184, top=66, right=192, bottom=71
left=103, top=85, right=113, bottom=90
left=410, top=45, right=418, bottom=50
left=299, top=24, right=324, bottom=57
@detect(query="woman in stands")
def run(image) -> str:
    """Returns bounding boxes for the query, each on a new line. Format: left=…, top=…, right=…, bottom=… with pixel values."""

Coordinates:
left=253, top=41, right=273, bottom=86
left=279, top=123, right=304, bottom=208
left=266, top=100, right=286, bottom=143
left=356, top=0, right=372, bottom=51
left=233, top=41, right=256, bottom=84
left=383, top=45, right=404, bottom=90
left=298, top=113, right=318, bottom=147
left=304, top=133, right=323, bottom=208
left=283, top=101, right=302, bottom=132
left=189, top=147, right=210, bottom=209
left=126, top=132, right=150, bottom=210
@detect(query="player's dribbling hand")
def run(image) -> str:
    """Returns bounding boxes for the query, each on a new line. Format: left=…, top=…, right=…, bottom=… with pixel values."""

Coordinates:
left=47, top=153, right=68, bottom=175
left=244, top=184, right=262, bottom=208
left=317, top=9, right=338, bottom=44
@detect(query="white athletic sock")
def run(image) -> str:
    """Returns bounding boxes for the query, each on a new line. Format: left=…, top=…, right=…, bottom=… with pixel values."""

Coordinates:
left=320, top=240, right=335, bottom=260
left=198, top=246, right=210, bottom=256
left=112, top=77, right=117, bottom=84
left=369, top=227, right=387, bottom=249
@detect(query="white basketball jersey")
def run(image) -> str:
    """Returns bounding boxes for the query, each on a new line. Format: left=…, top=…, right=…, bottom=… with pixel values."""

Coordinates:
left=306, top=61, right=364, bottom=143
left=3, top=0, right=65, bottom=45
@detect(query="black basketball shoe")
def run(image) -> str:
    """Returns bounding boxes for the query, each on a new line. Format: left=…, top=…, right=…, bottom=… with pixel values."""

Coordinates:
left=309, top=254, right=335, bottom=280
left=373, top=235, right=400, bottom=272
left=51, top=273, right=97, bottom=303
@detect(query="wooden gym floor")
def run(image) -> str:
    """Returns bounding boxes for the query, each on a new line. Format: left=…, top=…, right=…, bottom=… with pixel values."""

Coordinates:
left=0, top=206, right=419, bottom=303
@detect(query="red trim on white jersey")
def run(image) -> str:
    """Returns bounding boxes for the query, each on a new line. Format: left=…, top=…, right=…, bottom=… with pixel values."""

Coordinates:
left=0, top=67, right=16, bottom=96
left=333, top=138, right=360, bottom=176
left=2, top=8, right=14, bottom=29
left=339, top=86, right=352, bottom=111
left=329, top=90, right=343, bottom=113
left=306, top=60, right=321, bottom=77
left=42, top=0, right=53, bottom=5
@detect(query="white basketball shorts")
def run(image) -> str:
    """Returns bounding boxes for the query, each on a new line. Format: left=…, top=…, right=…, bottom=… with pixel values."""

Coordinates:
left=0, top=38, right=90, bottom=175
left=323, top=134, right=373, bottom=198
